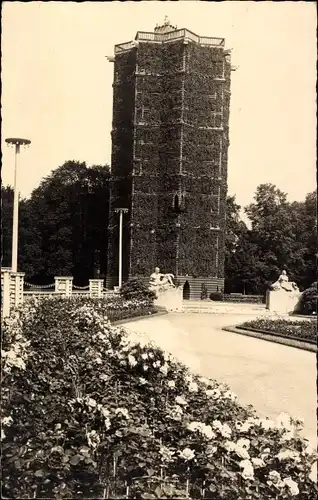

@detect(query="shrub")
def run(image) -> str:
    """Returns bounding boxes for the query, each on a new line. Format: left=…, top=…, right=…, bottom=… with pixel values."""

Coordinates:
left=120, top=278, right=156, bottom=301
left=296, top=282, right=318, bottom=316
left=209, top=291, right=224, bottom=301
left=2, top=297, right=317, bottom=499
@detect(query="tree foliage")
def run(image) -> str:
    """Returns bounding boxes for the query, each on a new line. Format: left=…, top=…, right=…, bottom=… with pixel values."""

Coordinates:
left=1, top=161, right=110, bottom=284
left=225, top=185, right=317, bottom=294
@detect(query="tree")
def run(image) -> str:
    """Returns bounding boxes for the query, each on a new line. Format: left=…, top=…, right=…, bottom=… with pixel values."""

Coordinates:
left=1, top=186, right=42, bottom=276
left=224, top=195, right=249, bottom=293
left=28, top=161, right=110, bottom=284
left=1, top=161, right=111, bottom=283
left=225, top=185, right=317, bottom=294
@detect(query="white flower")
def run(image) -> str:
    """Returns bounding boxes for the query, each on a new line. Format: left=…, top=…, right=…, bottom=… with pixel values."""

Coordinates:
left=167, top=380, right=176, bottom=388
left=224, top=441, right=236, bottom=453
left=141, top=353, right=148, bottom=360
left=220, top=423, right=232, bottom=438
left=277, top=449, right=301, bottom=463
left=1, top=416, right=13, bottom=426
left=251, top=458, right=265, bottom=468
left=206, top=388, right=221, bottom=399
left=206, top=444, right=218, bottom=456
left=115, top=408, right=129, bottom=419
left=104, top=417, right=111, bottom=430
left=99, top=373, right=108, bottom=381
left=153, top=360, right=161, bottom=368
left=159, top=446, right=175, bottom=463
left=282, top=477, right=299, bottom=496
left=309, top=461, right=317, bottom=483
left=95, top=357, right=103, bottom=365
left=86, top=430, right=100, bottom=449
left=128, top=355, right=137, bottom=367
left=179, top=447, right=195, bottom=461
left=169, top=405, right=183, bottom=421
left=100, top=407, right=110, bottom=419
left=187, top=421, right=201, bottom=432
left=201, top=425, right=216, bottom=440
left=1, top=429, right=6, bottom=440
left=240, top=459, right=254, bottom=480
left=139, top=377, right=147, bottom=385
left=142, top=364, right=149, bottom=371
left=267, top=470, right=282, bottom=485
left=175, top=396, right=188, bottom=406
left=235, top=446, right=250, bottom=459
left=237, top=438, right=250, bottom=450
left=160, top=363, right=168, bottom=375
left=276, top=412, right=293, bottom=431
left=223, top=390, right=237, bottom=401
left=235, top=440, right=250, bottom=459
left=261, top=448, right=271, bottom=460
left=87, top=398, right=97, bottom=408
left=188, top=381, right=198, bottom=393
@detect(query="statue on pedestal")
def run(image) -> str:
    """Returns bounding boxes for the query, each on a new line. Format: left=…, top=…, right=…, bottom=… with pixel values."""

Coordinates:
left=270, top=270, right=300, bottom=294
left=149, top=267, right=182, bottom=312
left=149, top=267, right=175, bottom=295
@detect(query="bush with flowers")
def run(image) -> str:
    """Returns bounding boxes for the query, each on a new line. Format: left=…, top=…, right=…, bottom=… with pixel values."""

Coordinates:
left=1, top=297, right=317, bottom=499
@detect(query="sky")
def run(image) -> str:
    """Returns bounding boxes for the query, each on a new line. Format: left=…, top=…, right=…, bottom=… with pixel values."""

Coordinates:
left=1, top=1, right=317, bottom=209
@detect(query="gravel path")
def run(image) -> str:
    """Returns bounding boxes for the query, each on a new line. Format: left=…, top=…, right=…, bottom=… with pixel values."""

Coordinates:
left=125, top=312, right=317, bottom=445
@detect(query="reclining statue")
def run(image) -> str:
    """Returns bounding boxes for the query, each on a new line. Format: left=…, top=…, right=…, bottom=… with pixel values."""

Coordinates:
left=149, top=267, right=175, bottom=295
left=270, top=270, right=300, bottom=294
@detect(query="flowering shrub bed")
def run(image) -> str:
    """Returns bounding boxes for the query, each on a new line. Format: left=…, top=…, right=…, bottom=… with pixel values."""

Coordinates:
left=239, top=318, right=317, bottom=343
left=1, top=297, right=317, bottom=499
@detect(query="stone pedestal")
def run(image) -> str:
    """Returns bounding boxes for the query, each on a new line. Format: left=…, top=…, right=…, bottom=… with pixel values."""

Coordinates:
left=266, top=290, right=301, bottom=315
left=89, top=279, right=104, bottom=298
left=154, top=287, right=183, bottom=312
left=54, top=277, right=73, bottom=296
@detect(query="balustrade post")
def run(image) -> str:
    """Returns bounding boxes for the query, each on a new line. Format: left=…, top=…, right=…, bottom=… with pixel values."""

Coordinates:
left=89, top=279, right=104, bottom=298
left=54, top=276, right=73, bottom=297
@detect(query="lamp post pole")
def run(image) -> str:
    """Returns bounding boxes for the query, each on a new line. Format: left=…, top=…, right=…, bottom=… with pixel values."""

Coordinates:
left=5, top=138, right=31, bottom=273
left=114, top=208, right=128, bottom=288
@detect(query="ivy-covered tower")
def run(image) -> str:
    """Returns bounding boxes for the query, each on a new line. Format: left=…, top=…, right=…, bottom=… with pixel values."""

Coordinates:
left=106, top=19, right=232, bottom=299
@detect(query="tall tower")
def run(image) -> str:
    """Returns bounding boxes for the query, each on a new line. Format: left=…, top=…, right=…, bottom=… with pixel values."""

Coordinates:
left=107, top=19, right=232, bottom=299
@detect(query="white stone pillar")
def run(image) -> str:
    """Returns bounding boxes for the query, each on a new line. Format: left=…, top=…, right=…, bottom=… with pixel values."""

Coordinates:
left=89, top=279, right=104, bottom=298
left=1, top=269, right=11, bottom=318
left=54, top=276, right=73, bottom=297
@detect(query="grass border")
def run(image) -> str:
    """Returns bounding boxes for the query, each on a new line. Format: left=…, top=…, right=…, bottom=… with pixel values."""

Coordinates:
left=222, top=326, right=317, bottom=353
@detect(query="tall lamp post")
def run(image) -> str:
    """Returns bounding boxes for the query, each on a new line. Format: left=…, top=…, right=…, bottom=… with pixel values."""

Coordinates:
left=114, top=208, right=128, bottom=288
left=5, top=138, right=31, bottom=273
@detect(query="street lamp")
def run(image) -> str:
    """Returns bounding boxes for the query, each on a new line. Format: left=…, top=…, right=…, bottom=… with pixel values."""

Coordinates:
left=114, top=208, right=128, bottom=288
left=5, top=138, right=31, bottom=273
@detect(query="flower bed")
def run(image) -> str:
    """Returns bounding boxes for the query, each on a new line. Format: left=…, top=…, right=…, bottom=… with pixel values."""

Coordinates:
left=1, top=297, right=317, bottom=499
left=239, top=318, right=317, bottom=344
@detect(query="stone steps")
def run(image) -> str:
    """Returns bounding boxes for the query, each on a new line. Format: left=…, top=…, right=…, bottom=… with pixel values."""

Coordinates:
left=181, top=301, right=269, bottom=315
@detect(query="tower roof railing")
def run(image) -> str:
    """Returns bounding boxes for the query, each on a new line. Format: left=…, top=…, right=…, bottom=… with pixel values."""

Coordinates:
left=114, top=28, right=225, bottom=54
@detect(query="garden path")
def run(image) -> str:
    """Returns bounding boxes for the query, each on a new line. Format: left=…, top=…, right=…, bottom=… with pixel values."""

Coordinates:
left=125, top=312, right=317, bottom=446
